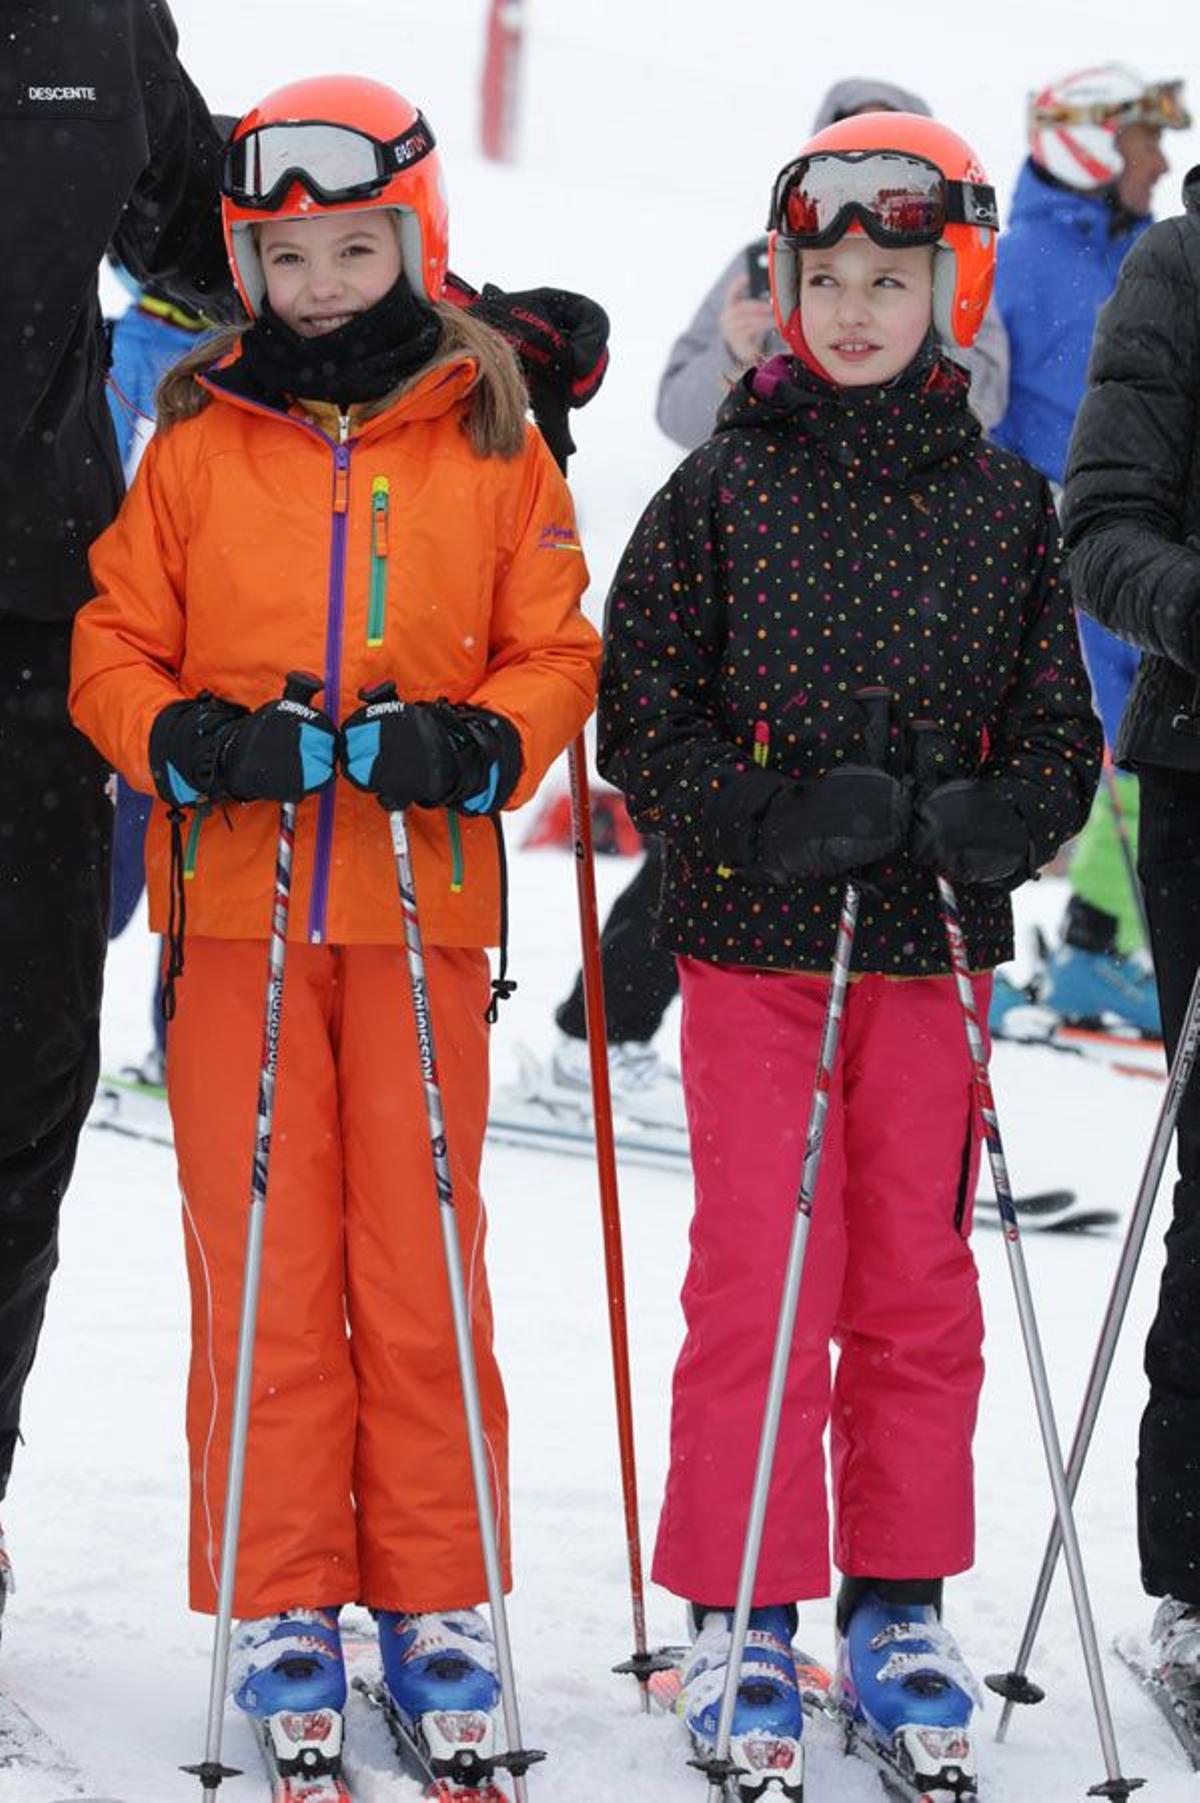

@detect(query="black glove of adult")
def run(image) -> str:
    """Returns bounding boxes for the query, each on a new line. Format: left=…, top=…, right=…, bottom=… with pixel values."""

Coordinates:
left=757, top=765, right=911, bottom=880
left=910, top=779, right=1034, bottom=888
left=450, top=275, right=610, bottom=463
left=149, top=691, right=337, bottom=805
left=341, top=694, right=523, bottom=813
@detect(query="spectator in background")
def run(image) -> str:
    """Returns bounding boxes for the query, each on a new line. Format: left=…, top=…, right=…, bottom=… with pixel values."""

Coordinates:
left=0, top=0, right=231, bottom=1616
left=990, top=65, right=1189, bottom=1036
left=1063, top=160, right=1200, bottom=1688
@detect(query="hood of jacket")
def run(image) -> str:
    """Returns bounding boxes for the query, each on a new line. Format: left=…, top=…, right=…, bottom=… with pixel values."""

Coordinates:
left=713, top=350, right=980, bottom=486
left=810, top=76, right=931, bottom=130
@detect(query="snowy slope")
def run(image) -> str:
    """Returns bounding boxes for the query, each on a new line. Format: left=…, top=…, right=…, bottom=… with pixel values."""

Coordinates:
left=9, top=1, right=1200, bottom=1797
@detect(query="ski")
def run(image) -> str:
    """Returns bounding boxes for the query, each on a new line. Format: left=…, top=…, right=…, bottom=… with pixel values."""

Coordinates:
left=993, top=1008, right=1165, bottom=1082
left=973, top=1190, right=1120, bottom=1235
left=0, top=1689, right=88, bottom=1797
left=249, top=1707, right=353, bottom=1802
left=90, top=1078, right=1113, bottom=1229
left=646, top=1650, right=815, bottom=1801
left=1114, top=1635, right=1200, bottom=1771
left=649, top=1645, right=980, bottom=1803
left=352, top=1674, right=511, bottom=1801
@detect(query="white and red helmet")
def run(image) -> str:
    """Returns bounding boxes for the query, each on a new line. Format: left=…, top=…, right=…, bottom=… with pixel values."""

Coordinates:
left=1027, top=65, right=1190, bottom=189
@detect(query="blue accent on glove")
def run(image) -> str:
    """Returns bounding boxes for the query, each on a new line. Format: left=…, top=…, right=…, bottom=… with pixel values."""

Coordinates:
left=343, top=719, right=382, bottom=788
left=459, top=760, right=500, bottom=815
left=300, top=722, right=337, bottom=793
left=166, top=761, right=201, bottom=805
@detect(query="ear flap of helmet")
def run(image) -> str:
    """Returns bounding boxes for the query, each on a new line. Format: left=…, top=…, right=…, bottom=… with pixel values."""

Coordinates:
left=767, top=229, right=804, bottom=355
left=936, top=229, right=996, bottom=350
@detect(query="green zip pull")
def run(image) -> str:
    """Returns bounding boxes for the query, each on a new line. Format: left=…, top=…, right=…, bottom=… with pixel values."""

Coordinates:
left=447, top=810, right=464, bottom=894
left=183, top=809, right=205, bottom=879
left=368, top=476, right=390, bottom=647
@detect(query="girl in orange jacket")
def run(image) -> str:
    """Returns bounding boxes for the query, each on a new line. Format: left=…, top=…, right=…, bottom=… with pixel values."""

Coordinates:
left=69, top=74, right=599, bottom=1763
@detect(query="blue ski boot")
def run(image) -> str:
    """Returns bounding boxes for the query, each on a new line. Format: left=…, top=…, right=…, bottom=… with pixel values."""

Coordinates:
left=230, top=1608, right=347, bottom=1784
left=679, top=1605, right=805, bottom=1800
left=1041, top=944, right=1161, bottom=1036
left=378, top=1608, right=502, bottom=1778
left=836, top=1591, right=979, bottom=1801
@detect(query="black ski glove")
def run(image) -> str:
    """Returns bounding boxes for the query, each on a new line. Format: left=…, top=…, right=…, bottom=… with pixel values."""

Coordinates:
left=450, top=275, right=610, bottom=463
left=341, top=694, right=523, bottom=813
left=757, top=765, right=911, bottom=881
left=149, top=691, right=337, bottom=806
left=910, top=779, right=1034, bottom=888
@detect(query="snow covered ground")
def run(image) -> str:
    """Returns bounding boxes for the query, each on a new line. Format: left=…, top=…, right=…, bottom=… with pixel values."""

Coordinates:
left=3, top=860, right=1185, bottom=1802
left=10, top=0, right=1200, bottom=1796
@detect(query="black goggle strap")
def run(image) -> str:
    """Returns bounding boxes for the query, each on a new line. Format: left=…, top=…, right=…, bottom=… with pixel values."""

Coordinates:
left=223, top=111, right=437, bottom=205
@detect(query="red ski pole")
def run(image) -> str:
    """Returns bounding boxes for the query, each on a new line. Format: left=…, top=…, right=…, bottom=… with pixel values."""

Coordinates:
left=529, top=388, right=665, bottom=1703
left=565, top=735, right=668, bottom=1705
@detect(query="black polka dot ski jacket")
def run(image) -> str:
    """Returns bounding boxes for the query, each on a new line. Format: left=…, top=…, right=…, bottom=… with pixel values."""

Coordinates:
left=597, top=353, right=1102, bottom=976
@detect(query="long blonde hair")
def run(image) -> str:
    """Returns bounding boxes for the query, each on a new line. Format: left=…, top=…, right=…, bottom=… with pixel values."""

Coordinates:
left=155, top=300, right=529, bottom=458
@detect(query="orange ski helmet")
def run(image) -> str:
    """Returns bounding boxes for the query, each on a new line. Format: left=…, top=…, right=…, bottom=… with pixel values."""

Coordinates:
left=767, top=113, right=999, bottom=354
left=221, top=75, right=449, bottom=316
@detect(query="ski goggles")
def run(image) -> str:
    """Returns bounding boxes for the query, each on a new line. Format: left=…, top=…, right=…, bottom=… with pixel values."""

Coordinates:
left=768, top=150, right=999, bottom=248
left=1030, top=79, right=1190, bottom=134
left=222, top=113, right=437, bottom=211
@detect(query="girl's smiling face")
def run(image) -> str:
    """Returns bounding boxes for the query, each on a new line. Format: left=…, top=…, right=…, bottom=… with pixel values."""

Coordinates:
left=798, top=236, right=934, bottom=385
left=257, top=210, right=403, bottom=337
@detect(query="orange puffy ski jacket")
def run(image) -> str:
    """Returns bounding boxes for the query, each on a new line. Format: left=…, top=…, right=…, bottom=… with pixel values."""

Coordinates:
left=70, top=351, right=599, bottom=947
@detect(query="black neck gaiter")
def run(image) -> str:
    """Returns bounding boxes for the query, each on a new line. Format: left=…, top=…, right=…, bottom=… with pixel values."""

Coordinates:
left=234, top=273, right=444, bottom=408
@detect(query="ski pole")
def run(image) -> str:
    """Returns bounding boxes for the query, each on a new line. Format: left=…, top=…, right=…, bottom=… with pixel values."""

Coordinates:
left=365, top=681, right=544, bottom=1800
left=697, top=686, right=889, bottom=1803
left=528, top=391, right=664, bottom=1706
left=915, top=730, right=1142, bottom=1798
left=183, top=670, right=324, bottom=1803
left=1100, top=753, right=1153, bottom=955
left=566, top=736, right=667, bottom=1707
left=990, top=959, right=1200, bottom=1741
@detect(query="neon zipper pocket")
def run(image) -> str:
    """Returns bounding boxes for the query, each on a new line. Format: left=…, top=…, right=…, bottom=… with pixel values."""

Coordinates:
left=367, top=476, right=390, bottom=647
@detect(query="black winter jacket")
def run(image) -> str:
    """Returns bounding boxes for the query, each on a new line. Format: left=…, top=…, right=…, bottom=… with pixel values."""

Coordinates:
left=1063, top=168, right=1200, bottom=771
left=598, top=355, right=1100, bottom=976
left=0, top=1, right=231, bottom=623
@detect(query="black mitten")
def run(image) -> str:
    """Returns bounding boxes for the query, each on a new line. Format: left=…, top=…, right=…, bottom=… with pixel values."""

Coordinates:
left=910, top=779, right=1033, bottom=888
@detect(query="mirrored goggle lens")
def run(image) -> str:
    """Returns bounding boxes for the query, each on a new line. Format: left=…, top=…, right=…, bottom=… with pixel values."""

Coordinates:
left=224, top=123, right=384, bottom=207
left=781, top=153, right=947, bottom=242
left=1142, top=80, right=1190, bottom=129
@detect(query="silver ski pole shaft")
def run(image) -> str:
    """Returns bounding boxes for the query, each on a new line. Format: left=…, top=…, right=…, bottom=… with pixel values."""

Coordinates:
left=702, top=881, right=861, bottom=1803
left=386, top=792, right=542, bottom=1801
left=938, top=873, right=1142, bottom=1801
left=185, top=671, right=323, bottom=1803
left=992, top=960, right=1200, bottom=1742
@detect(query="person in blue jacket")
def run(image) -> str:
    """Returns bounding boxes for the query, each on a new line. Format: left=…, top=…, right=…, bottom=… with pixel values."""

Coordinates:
left=105, top=268, right=211, bottom=1084
left=990, top=64, right=1189, bottom=1035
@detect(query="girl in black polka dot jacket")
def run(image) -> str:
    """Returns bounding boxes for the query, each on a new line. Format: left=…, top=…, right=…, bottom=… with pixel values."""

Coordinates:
left=597, top=113, right=1101, bottom=1756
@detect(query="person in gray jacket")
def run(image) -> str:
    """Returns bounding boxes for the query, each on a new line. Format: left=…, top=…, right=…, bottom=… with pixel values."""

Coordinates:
left=656, top=76, right=1011, bottom=449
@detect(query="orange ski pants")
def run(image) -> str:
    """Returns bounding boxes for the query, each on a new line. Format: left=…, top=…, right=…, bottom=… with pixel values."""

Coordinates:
left=166, top=937, right=509, bottom=1620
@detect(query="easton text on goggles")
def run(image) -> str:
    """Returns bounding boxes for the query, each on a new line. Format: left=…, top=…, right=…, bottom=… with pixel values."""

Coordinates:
left=769, top=150, right=999, bottom=248
left=223, top=113, right=437, bottom=210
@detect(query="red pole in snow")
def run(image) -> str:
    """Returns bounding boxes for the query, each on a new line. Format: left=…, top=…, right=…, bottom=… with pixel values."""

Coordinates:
left=480, top=0, right=525, bottom=163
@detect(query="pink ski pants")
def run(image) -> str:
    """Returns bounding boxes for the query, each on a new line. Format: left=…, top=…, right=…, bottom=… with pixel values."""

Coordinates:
left=653, top=958, right=990, bottom=1607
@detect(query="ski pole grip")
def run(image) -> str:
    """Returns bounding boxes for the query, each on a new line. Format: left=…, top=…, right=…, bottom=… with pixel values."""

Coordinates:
left=358, top=679, right=400, bottom=706
left=909, top=718, right=956, bottom=791
left=283, top=670, right=324, bottom=707
left=853, top=685, right=893, bottom=772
